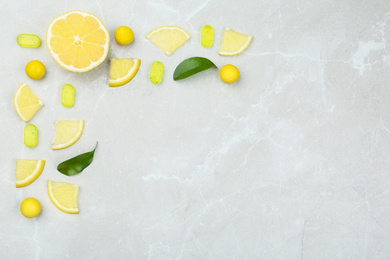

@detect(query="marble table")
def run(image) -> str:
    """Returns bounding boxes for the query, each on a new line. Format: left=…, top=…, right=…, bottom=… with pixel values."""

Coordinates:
left=1, top=0, right=390, bottom=259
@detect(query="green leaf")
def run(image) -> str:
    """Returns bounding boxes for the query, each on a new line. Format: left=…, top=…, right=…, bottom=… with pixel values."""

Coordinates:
left=173, top=57, right=217, bottom=80
left=57, top=142, right=98, bottom=176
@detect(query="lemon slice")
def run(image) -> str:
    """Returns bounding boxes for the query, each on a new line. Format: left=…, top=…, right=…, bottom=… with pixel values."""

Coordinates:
left=109, top=58, right=141, bottom=87
left=146, top=26, right=190, bottom=55
left=46, top=10, right=110, bottom=72
left=15, top=159, right=45, bottom=188
left=52, top=120, right=84, bottom=150
left=47, top=180, right=79, bottom=214
left=218, top=28, right=253, bottom=56
left=13, top=83, right=43, bottom=122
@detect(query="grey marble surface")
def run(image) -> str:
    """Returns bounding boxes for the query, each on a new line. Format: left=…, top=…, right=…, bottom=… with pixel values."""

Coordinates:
left=1, top=0, right=390, bottom=259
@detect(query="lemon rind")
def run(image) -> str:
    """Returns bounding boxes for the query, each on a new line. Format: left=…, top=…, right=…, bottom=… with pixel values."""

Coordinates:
left=218, top=28, right=253, bottom=56
left=146, top=26, right=190, bottom=56
left=13, top=83, right=43, bottom=122
left=16, top=160, right=45, bottom=188
left=109, top=59, right=141, bottom=87
left=52, top=120, right=84, bottom=150
left=47, top=180, right=79, bottom=214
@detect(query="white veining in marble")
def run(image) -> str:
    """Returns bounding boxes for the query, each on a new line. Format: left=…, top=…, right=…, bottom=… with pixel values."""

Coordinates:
left=1, top=0, right=390, bottom=259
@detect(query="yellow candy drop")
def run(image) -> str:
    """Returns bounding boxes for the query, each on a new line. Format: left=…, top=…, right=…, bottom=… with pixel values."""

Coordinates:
left=201, top=25, right=214, bottom=48
left=17, top=34, right=41, bottom=48
left=61, top=84, right=75, bottom=107
left=24, top=124, right=38, bottom=148
left=149, top=61, right=164, bottom=84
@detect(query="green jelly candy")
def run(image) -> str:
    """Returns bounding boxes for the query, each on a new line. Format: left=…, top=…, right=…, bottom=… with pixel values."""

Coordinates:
left=201, top=25, right=214, bottom=48
left=17, top=34, right=41, bottom=48
left=24, top=124, right=38, bottom=148
left=61, top=84, right=75, bottom=107
left=149, top=61, right=164, bottom=84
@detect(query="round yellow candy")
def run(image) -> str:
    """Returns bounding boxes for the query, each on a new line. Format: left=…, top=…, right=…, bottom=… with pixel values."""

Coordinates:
left=25, top=60, right=46, bottom=80
left=20, top=198, right=41, bottom=218
left=115, top=26, right=134, bottom=45
left=219, top=64, right=240, bottom=83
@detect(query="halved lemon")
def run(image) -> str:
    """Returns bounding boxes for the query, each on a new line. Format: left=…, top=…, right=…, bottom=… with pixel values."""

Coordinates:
left=109, top=58, right=141, bottom=87
left=47, top=180, right=79, bottom=214
left=13, top=83, right=43, bottom=122
left=218, top=28, right=253, bottom=56
left=46, top=10, right=110, bottom=72
left=52, top=120, right=84, bottom=150
left=15, top=159, right=45, bottom=188
left=146, top=26, right=190, bottom=55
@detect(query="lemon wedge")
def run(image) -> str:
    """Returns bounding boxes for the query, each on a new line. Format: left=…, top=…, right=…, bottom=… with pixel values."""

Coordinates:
left=52, top=120, right=84, bottom=150
left=46, top=10, right=110, bottom=72
left=13, top=83, right=43, bottom=122
left=15, top=159, right=45, bottom=188
left=109, top=58, right=141, bottom=87
left=218, top=28, right=253, bottom=56
left=146, top=26, right=190, bottom=55
left=47, top=180, right=79, bottom=214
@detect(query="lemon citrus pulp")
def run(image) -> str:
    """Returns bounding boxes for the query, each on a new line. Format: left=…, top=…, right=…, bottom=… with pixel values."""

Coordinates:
left=47, top=180, right=79, bottom=214
left=20, top=198, right=41, bottom=218
left=15, top=159, right=45, bottom=188
left=46, top=10, right=109, bottom=72
left=146, top=26, right=190, bottom=55
left=13, top=83, right=43, bottom=122
left=109, top=58, right=141, bottom=87
left=218, top=28, right=253, bottom=56
left=52, top=120, right=84, bottom=150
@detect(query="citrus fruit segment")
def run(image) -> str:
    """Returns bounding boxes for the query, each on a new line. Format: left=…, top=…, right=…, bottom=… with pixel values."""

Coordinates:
left=218, top=28, right=253, bottom=56
left=109, top=58, right=141, bottom=87
left=146, top=26, right=190, bottom=55
left=13, top=83, right=43, bottom=122
left=47, top=180, right=79, bottom=214
left=15, top=159, right=45, bottom=188
left=46, top=10, right=109, bottom=72
left=52, top=120, right=84, bottom=150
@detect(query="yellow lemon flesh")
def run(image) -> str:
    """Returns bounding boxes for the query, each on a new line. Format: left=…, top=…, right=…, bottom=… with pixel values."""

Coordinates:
left=20, top=198, right=41, bottom=218
left=109, top=58, right=141, bottom=87
left=146, top=26, right=190, bottom=56
left=220, top=64, right=240, bottom=83
left=47, top=180, right=79, bottom=214
left=218, top=28, right=253, bottom=56
left=15, top=159, right=45, bottom=188
left=115, top=26, right=134, bottom=45
left=46, top=10, right=109, bottom=72
left=13, top=83, right=43, bottom=122
left=52, top=120, right=84, bottom=150
left=25, top=60, right=46, bottom=80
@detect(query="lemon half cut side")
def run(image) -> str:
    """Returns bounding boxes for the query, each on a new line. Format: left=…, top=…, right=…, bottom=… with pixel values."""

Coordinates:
left=46, top=10, right=110, bottom=72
